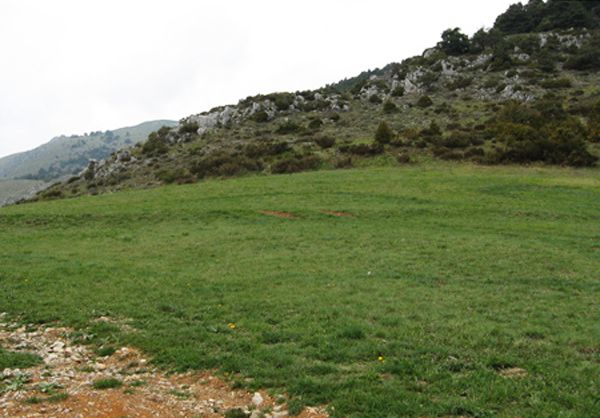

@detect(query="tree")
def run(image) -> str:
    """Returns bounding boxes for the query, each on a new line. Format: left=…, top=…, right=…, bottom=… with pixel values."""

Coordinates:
left=374, top=121, right=394, bottom=144
left=439, top=28, right=470, bottom=55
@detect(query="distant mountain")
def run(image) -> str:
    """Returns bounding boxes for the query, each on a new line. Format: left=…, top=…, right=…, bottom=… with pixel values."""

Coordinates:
left=0, top=120, right=176, bottom=181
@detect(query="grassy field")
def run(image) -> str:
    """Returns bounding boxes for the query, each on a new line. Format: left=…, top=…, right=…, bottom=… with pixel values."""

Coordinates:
left=1, top=163, right=599, bottom=417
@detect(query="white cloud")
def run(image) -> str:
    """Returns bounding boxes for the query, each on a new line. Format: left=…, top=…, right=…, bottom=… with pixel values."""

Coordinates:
left=0, top=0, right=515, bottom=158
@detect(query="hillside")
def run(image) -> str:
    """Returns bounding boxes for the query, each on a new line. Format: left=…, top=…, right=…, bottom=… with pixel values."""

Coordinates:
left=0, top=179, right=46, bottom=207
left=1, top=164, right=599, bottom=416
left=0, top=120, right=176, bottom=182
left=35, top=0, right=600, bottom=201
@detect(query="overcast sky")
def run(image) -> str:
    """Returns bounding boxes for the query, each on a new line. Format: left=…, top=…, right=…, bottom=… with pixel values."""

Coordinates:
left=0, top=0, right=516, bottom=158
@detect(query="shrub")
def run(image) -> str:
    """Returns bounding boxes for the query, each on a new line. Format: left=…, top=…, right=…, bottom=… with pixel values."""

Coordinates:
left=191, top=152, right=263, bottom=178
left=565, top=35, right=600, bottom=71
left=382, top=100, right=398, bottom=114
left=439, top=28, right=471, bottom=55
left=275, top=120, right=303, bottom=134
left=488, top=109, right=597, bottom=167
left=333, top=156, right=353, bottom=168
left=271, top=154, right=321, bottom=174
left=245, top=141, right=290, bottom=158
left=268, top=92, right=295, bottom=111
left=391, top=86, right=405, bottom=97
left=327, top=112, right=341, bottom=122
left=314, top=135, right=336, bottom=149
left=92, top=378, right=122, bottom=390
left=340, top=142, right=384, bottom=156
left=308, top=118, right=323, bottom=130
left=178, top=121, right=199, bottom=135
left=369, top=94, right=383, bottom=104
left=416, top=96, right=434, bottom=108
left=396, top=153, right=411, bottom=164
left=375, top=121, right=394, bottom=144
left=438, top=131, right=474, bottom=148
left=446, top=76, right=473, bottom=91
left=588, top=100, right=600, bottom=142
left=540, top=77, right=573, bottom=89
left=142, top=132, right=169, bottom=156
left=252, top=110, right=269, bottom=123
left=156, top=168, right=189, bottom=184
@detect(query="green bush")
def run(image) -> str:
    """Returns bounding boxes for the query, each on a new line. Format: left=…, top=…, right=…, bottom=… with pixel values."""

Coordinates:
left=540, top=77, right=573, bottom=89
left=446, top=76, right=473, bottom=91
left=416, top=96, right=434, bottom=108
left=271, top=154, right=321, bottom=174
left=156, top=168, right=190, bottom=184
left=245, top=141, right=290, bottom=158
left=268, top=92, right=295, bottom=111
left=314, top=135, right=336, bottom=149
left=391, top=86, right=405, bottom=97
left=564, top=35, right=600, bottom=71
left=308, top=118, right=323, bottom=130
left=178, top=121, right=199, bottom=135
left=340, top=142, right=384, bottom=156
left=382, top=100, right=398, bottom=114
left=439, top=28, right=471, bottom=55
left=191, top=152, right=263, bottom=178
left=369, top=94, right=382, bottom=104
left=142, top=132, right=169, bottom=156
left=375, top=121, right=394, bottom=144
left=252, top=110, right=269, bottom=123
left=275, top=120, right=303, bottom=134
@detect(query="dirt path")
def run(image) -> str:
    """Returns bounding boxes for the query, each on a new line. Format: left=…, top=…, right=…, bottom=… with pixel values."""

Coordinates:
left=0, top=316, right=327, bottom=418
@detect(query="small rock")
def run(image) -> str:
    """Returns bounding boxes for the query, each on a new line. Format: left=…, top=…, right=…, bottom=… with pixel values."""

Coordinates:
left=252, top=392, right=263, bottom=407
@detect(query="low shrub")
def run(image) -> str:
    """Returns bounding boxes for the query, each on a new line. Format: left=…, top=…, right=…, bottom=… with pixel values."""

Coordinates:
left=391, top=86, right=405, bottom=97
left=308, top=118, right=323, bottom=130
left=275, top=120, right=303, bottom=134
left=375, top=121, right=395, bottom=144
left=271, top=154, right=321, bottom=174
left=446, top=76, right=473, bottom=91
left=142, top=132, right=169, bottom=156
left=245, top=141, right=290, bottom=158
left=369, top=94, right=383, bottom=104
left=268, top=92, right=295, bottom=111
left=156, top=168, right=189, bottom=184
left=178, top=121, right=199, bottom=135
left=416, top=95, right=434, bottom=108
left=382, top=100, right=398, bottom=114
left=191, top=152, right=263, bottom=178
left=540, top=77, right=573, bottom=89
left=314, top=135, right=336, bottom=149
left=340, top=142, right=384, bottom=156
left=252, top=110, right=269, bottom=123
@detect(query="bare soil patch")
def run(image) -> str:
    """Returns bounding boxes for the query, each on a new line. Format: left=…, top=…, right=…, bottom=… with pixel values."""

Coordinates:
left=260, top=211, right=296, bottom=219
left=320, top=210, right=353, bottom=218
left=0, top=318, right=327, bottom=418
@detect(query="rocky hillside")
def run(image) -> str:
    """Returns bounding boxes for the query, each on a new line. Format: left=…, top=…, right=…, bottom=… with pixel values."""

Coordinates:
left=36, top=0, right=600, bottom=201
left=0, top=120, right=176, bottom=182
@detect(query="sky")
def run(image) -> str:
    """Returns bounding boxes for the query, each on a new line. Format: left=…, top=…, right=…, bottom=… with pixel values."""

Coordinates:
left=0, top=0, right=516, bottom=158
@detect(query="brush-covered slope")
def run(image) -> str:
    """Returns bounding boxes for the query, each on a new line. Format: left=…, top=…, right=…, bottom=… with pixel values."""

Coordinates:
left=0, top=120, right=176, bottom=182
left=39, top=0, right=600, bottom=201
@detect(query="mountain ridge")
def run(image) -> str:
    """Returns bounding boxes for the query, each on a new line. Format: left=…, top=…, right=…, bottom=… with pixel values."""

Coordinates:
left=29, top=0, right=600, bottom=202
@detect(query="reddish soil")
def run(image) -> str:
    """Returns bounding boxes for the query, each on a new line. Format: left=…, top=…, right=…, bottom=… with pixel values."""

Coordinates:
left=260, top=211, right=296, bottom=219
left=319, top=210, right=353, bottom=217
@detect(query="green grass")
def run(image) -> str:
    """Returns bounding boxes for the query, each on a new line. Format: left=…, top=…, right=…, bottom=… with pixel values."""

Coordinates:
left=0, top=348, right=42, bottom=370
left=1, top=163, right=599, bottom=417
left=92, top=378, right=123, bottom=390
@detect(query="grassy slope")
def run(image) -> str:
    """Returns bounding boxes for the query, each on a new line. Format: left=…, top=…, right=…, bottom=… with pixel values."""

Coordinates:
left=0, top=164, right=599, bottom=417
left=0, top=179, right=47, bottom=207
